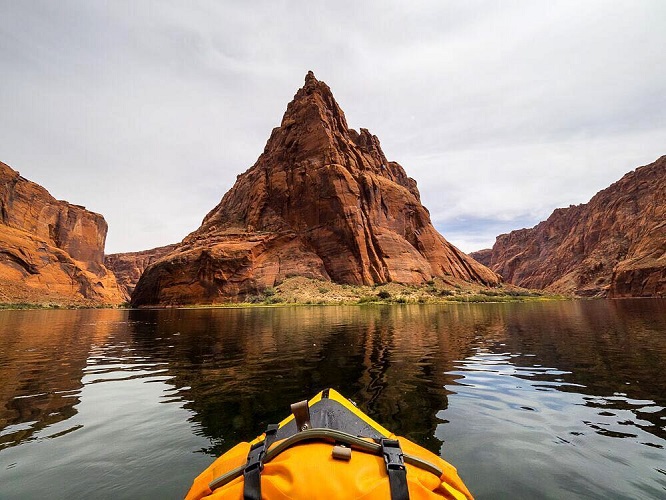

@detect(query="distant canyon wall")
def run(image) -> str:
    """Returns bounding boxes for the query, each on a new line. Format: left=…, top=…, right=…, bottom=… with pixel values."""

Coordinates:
left=105, top=244, right=179, bottom=301
left=471, top=155, right=666, bottom=298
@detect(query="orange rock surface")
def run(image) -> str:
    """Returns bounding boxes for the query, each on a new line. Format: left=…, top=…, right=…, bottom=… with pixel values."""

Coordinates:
left=105, top=244, right=178, bottom=301
left=0, top=161, right=123, bottom=306
left=132, top=72, right=499, bottom=306
left=472, top=155, right=666, bottom=297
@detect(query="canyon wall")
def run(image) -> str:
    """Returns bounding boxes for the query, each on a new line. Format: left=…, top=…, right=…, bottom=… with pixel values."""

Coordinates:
left=0, top=161, right=123, bottom=305
left=472, top=156, right=665, bottom=297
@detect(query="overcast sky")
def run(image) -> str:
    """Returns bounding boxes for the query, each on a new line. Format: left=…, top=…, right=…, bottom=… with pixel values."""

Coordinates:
left=1, top=1, right=664, bottom=254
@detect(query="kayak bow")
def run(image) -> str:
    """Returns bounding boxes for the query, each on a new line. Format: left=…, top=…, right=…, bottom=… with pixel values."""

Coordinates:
left=185, top=388, right=473, bottom=500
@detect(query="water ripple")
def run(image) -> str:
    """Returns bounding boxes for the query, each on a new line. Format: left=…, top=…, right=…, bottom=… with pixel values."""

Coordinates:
left=440, top=340, right=666, bottom=498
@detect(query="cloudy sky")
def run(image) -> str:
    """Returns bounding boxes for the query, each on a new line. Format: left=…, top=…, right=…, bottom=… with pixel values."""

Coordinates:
left=2, top=1, right=664, bottom=254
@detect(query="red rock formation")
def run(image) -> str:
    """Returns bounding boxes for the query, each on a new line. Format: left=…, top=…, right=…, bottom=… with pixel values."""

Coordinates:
left=132, top=72, right=499, bottom=306
left=474, top=155, right=666, bottom=297
left=105, top=244, right=179, bottom=301
left=0, top=161, right=123, bottom=305
left=469, top=248, right=491, bottom=268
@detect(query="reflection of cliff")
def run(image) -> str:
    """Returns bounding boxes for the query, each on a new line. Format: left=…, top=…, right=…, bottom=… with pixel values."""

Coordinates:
left=127, top=306, right=476, bottom=454
left=432, top=300, right=666, bottom=403
left=124, top=301, right=666, bottom=455
left=497, top=301, right=666, bottom=403
left=351, top=306, right=478, bottom=450
left=0, top=309, right=120, bottom=449
left=446, top=301, right=666, bottom=440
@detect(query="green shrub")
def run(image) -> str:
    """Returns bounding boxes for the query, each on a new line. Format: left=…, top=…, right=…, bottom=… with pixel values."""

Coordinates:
left=506, top=289, right=542, bottom=297
left=377, top=290, right=391, bottom=299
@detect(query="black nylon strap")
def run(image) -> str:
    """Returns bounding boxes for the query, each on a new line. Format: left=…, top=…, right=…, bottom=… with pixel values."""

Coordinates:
left=242, top=442, right=262, bottom=500
left=381, top=438, right=410, bottom=500
left=243, top=424, right=279, bottom=500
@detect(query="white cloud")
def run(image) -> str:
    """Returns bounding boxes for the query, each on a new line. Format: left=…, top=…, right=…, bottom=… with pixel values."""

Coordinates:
left=414, top=127, right=666, bottom=252
left=1, top=1, right=664, bottom=253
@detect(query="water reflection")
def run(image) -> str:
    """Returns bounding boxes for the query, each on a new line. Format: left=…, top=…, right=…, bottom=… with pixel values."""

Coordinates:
left=441, top=340, right=666, bottom=498
left=435, top=300, right=666, bottom=499
left=0, top=309, right=120, bottom=450
left=126, top=306, right=465, bottom=454
left=0, top=300, right=665, bottom=499
left=0, top=309, right=210, bottom=499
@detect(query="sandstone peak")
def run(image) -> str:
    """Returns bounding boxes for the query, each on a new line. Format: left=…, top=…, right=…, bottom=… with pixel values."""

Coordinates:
left=269, top=71, right=351, bottom=160
left=131, top=75, right=499, bottom=306
left=304, top=70, right=317, bottom=84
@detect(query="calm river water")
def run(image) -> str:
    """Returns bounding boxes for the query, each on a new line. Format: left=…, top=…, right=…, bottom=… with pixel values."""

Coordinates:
left=0, top=300, right=665, bottom=499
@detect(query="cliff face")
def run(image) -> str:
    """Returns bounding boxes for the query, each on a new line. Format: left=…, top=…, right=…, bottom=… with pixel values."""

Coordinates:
left=132, top=72, right=499, bottom=306
left=472, top=155, right=666, bottom=297
left=0, top=161, right=123, bottom=305
left=105, top=244, right=179, bottom=301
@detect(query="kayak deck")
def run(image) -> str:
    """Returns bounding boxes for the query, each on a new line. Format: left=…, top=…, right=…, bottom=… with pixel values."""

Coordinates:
left=185, top=388, right=473, bottom=500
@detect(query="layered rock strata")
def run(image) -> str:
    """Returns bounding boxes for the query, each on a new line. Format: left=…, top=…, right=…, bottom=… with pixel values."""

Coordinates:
left=105, top=244, right=179, bottom=301
left=0, top=161, right=123, bottom=305
left=132, top=72, right=499, bottom=306
left=472, top=155, right=666, bottom=297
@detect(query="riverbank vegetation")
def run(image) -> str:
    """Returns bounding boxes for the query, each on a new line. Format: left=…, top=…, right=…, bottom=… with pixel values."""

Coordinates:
left=0, top=277, right=566, bottom=310
left=237, top=276, right=562, bottom=307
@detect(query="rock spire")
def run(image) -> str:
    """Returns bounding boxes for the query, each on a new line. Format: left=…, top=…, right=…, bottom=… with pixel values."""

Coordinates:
left=131, top=73, right=499, bottom=305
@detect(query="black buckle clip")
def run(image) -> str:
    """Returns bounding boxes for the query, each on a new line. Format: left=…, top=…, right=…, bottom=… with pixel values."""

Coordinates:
left=380, top=438, right=405, bottom=471
left=244, top=425, right=278, bottom=474
left=244, top=441, right=265, bottom=474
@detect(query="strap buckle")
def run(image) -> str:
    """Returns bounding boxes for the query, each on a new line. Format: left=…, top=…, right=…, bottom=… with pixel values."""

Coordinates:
left=243, top=424, right=279, bottom=500
left=381, top=438, right=406, bottom=471
left=244, top=441, right=265, bottom=473
left=245, top=425, right=278, bottom=473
